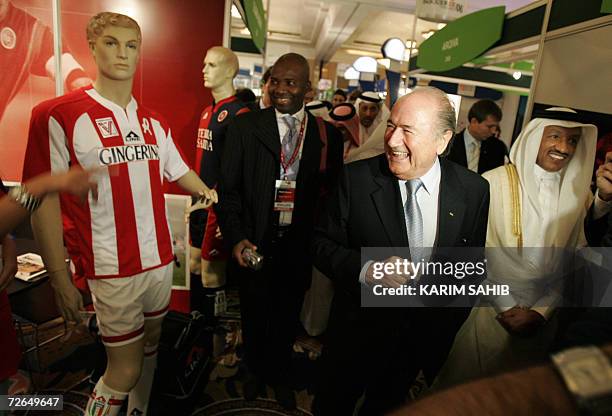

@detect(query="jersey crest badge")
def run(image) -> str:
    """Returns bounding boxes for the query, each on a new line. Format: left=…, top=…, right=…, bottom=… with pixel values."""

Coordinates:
left=95, top=117, right=119, bottom=138
left=217, top=110, right=228, bottom=123
left=1, top=27, right=17, bottom=50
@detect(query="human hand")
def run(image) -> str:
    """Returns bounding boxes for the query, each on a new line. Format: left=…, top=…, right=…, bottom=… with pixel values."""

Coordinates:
left=364, top=256, right=411, bottom=288
left=0, top=236, right=17, bottom=292
left=27, top=167, right=99, bottom=203
left=497, top=306, right=545, bottom=336
left=596, top=152, right=612, bottom=202
left=232, top=239, right=257, bottom=268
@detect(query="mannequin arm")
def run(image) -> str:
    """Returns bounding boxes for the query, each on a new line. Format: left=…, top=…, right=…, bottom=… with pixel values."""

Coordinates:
left=31, top=194, right=84, bottom=323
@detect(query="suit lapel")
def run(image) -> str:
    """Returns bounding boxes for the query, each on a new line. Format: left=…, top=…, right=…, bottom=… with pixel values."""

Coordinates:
left=255, top=107, right=281, bottom=160
left=371, top=156, right=408, bottom=246
left=436, top=159, right=466, bottom=247
left=454, top=131, right=468, bottom=167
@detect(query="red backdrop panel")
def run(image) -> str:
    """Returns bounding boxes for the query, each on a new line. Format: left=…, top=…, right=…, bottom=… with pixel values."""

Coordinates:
left=0, top=0, right=224, bottom=185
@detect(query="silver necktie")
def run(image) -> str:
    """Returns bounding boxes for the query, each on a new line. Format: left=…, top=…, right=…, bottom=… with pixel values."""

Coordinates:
left=281, top=115, right=298, bottom=179
left=405, top=179, right=423, bottom=262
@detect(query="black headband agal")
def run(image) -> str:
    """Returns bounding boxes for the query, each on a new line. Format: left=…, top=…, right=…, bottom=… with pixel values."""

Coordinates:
left=534, top=108, right=586, bottom=124
left=306, top=101, right=332, bottom=111
left=358, top=93, right=382, bottom=104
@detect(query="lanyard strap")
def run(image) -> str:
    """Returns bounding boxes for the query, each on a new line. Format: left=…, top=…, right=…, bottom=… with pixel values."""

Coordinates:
left=280, top=116, right=306, bottom=174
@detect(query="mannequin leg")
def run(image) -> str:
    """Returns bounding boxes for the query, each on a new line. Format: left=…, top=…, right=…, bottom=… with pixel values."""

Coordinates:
left=86, top=339, right=144, bottom=416
left=127, top=317, right=164, bottom=415
left=190, top=245, right=205, bottom=312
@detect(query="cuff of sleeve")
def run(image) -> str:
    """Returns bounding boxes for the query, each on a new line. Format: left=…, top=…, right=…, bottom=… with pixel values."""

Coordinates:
left=167, top=164, right=190, bottom=183
left=359, top=260, right=373, bottom=285
left=491, top=292, right=517, bottom=313
left=593, top=190, right=612, bottom=219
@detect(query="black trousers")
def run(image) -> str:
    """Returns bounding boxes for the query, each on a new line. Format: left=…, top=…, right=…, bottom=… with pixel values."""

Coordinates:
left=238, top=237, right=309, bottom=385
left=312, top=307, right=470, bottom=416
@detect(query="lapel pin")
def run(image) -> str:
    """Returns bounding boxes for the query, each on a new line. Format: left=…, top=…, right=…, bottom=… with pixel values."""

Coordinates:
left=449, top=211, right=454, bottom=216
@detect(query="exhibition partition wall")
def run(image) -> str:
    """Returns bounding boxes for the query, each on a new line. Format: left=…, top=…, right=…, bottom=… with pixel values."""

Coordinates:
left=0, top=0, right=226, bottom=184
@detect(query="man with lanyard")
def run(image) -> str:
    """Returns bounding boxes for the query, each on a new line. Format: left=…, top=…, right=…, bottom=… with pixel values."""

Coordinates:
left=435, top=107, right=611, bottom=388
left=217, top=53, right=343, bottom=409
left=190, top=46, right=249, bottom=321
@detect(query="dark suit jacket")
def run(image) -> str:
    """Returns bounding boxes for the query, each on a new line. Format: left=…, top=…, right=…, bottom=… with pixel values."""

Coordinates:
left=217, top=106, right=344, bottom=274
left=313, top=155, right=489, bottom=380
left=446, top=129, right=507, bottom=174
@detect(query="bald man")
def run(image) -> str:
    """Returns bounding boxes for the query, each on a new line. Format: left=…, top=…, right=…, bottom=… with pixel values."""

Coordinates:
left=217, top=53, right=343, bottom=409
left=190, top=46, right=249, bottom=321
left=311, top=87, right=489, bottom=415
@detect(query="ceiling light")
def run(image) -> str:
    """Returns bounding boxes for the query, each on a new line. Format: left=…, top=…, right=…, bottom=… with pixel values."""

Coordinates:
left=344, top=67, right=360, bottom=80
left=352, top=56, right=378, bottom=73
left=422, top=30, right=435, bottom=40
left=512, top=71, right=522, bottom=80
left=381, top=37, right=405, bottom=62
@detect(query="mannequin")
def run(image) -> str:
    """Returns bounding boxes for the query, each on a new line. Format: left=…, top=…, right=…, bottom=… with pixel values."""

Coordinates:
left=23, top=12, right=216, bottom=416
left=190, top=46, right=248, bottom=322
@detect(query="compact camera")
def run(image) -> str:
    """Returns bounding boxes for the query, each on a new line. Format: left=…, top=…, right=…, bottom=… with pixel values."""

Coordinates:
left=242, top=248, right=264, bottom=271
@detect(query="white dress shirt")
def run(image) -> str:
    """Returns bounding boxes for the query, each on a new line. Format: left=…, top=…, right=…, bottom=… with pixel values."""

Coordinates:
left=464, top=128, right=481, bottom=173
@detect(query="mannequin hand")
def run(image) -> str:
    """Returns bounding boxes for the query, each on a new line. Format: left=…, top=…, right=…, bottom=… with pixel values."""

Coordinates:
left=596, top=152, right=612, bottom=202
left=497, top=306, right=545, bottom=336
left=215, top=226, right=222, bottom=239
left=49, top=274, right=84, bottom=324
left=232, top=239, right=257, bottom=268
left=0, top=237, right=17, bottom=292
left=188, top=188, right=218, bottom=213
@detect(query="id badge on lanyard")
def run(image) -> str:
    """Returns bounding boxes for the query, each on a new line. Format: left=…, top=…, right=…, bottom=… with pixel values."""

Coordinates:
left=275, top=180, right=296, bottom=225
left=276, top=116, right=305, bottom=225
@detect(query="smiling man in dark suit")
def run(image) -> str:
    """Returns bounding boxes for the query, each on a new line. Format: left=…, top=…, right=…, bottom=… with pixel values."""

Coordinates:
left=311, top=87, right=490, bottom=415
left=217, top=53, right=343, bottom=409
left=446, top=99, right=506, bottom=174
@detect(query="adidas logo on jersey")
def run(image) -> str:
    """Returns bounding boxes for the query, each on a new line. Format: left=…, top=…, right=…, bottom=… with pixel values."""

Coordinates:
left=98, top=144, right=159, bottom=166
left=95, top=117, right=119, bottom=138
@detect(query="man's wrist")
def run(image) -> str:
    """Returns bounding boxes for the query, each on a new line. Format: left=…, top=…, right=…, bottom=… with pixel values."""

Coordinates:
left=551, top=345, right=612, bottom=416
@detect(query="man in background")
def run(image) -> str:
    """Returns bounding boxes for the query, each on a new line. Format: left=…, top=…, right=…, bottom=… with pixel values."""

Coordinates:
left=446, top=99, right=506, bottom=174
left=355, top=91, right=390, bottom=143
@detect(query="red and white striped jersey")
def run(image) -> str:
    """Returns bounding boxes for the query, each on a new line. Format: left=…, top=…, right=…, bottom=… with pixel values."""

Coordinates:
left=23, top=87, right=190, bottom=279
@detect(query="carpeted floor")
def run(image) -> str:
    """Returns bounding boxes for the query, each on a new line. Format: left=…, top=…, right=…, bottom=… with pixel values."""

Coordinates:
left=9, top=289, right=324, bottom=415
